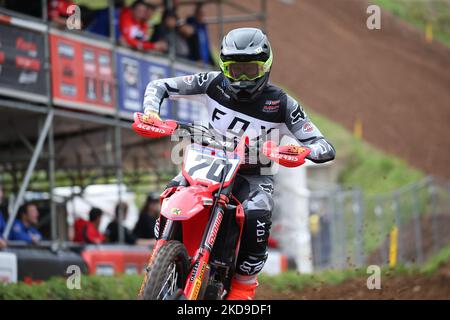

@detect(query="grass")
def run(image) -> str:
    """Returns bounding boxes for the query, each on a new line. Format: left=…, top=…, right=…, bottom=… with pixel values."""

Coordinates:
left=258, top=268, right=367, bottom=292
left=285, top=91, right=425, bottom=195
left=420, top=245, right=450, bottom=274
left=375, top=0, right=450, bottom=47
left=1, top=245, right=448, bottom=299
left=259, top=244, right=450, bottom=292
left=0, top=275, right=143, bottom=300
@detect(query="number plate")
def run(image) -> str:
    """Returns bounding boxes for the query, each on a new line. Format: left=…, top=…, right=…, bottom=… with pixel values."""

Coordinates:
left=183, top=144, right=240, bottom=184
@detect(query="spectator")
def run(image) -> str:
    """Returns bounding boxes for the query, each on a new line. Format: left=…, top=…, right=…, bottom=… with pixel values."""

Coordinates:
left=119, top=0, right=167, bottom=52
left=73, top=207, right=104, bottom=244
left=151, top=9, right=194, bottom=59
left=186, top=3, right=215, bottom=66
left=8, top=202, right=42, bottom=244
left=105, top=202, right=136, bottom=244
left=0, top=216, right=6, bottom=249
left=87, top=0, right=125, bottom=40
left=48, top=0, right=75, bottom=27
left=0, top=185, right=7, bottom=249
left=133, top=192, right=160, bottom=240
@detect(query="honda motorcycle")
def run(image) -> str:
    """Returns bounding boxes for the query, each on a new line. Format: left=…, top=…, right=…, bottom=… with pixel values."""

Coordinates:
left=132, top=112, right=310, bottom=300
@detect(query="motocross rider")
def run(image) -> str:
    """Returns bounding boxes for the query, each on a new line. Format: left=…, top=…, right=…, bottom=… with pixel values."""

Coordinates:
left=142, top=28, right=336, bottom=300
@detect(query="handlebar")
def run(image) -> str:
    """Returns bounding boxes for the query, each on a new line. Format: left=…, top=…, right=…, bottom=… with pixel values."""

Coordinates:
left=132, top=112, right=311, bottom=167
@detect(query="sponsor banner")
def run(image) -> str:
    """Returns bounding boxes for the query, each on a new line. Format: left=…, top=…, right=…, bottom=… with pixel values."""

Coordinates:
left=116, top=49, right=170, bottom=119
left=173, top=64, right=208, bottom=124
left=49, top=30, right=114, bottom=114
left=116, top=49, right=208, bottom=122
left=0, top=22, right=48, bottom=103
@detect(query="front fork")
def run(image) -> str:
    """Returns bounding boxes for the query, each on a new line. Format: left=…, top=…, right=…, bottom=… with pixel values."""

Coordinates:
left=184, top=204, right=225, bottom=300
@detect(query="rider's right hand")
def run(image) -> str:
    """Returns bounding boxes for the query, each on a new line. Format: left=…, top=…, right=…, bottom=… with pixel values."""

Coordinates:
left=142, top=110, right=161, bottom=123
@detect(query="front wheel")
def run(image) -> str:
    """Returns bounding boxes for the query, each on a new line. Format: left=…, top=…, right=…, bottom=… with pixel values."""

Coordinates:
left=141, top=240, right=190, bottom=300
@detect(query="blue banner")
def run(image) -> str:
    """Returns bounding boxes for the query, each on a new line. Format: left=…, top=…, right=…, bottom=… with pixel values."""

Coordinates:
left=116, top=50, right=170, bottom=118
left=172, top=66, right=208, bottom=125
left=116, top=49, right=208, bottom=123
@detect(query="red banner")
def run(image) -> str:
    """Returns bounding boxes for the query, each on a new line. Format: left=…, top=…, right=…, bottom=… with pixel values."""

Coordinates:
left=49, top=31, right=114, bottom=114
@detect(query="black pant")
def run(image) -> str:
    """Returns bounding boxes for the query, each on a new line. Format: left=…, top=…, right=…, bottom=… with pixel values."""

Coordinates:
left=166, top=173, right=274, bottom=276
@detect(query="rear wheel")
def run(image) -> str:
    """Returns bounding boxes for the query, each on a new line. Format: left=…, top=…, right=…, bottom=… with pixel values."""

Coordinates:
left=141, top=240, right=190, bottom=300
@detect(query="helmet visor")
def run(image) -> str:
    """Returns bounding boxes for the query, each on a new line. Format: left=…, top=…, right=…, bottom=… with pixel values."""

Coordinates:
left=222, top=61, right=266, bottom=81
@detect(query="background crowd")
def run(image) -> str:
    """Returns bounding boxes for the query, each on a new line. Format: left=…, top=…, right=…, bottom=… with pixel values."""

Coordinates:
left=0, top=0, right=215, bottom=66
left=0, top=184, right=161, bottom=248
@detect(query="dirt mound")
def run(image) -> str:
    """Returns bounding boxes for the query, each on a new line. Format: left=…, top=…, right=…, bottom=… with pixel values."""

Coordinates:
left=206, top=0, right=450, bottom=178
left=256, top=261, right=450, bottom=300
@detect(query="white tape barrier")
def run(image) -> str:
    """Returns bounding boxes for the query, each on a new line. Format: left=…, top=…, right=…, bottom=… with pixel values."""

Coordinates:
left=0, top=252, right=18, bottom=284
left=261, top=249, right=288, bottom=276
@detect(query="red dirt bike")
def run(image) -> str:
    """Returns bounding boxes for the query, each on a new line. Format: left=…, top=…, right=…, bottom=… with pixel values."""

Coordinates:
left=132, top=112, right=311, bottom=300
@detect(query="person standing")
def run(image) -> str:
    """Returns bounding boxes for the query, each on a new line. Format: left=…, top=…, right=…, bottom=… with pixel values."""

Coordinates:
left=105, top=202, right=137, bottom=244
left=186, top=3, right=214, bottom=65
left=0, top=185, right=7, bottom=249
left=133, top=192, right=160, bottom=240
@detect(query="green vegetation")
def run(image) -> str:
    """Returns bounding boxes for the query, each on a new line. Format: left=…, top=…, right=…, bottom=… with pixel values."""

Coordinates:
left=260, top=245, right=450, bottom=292
left=0, top=275, right=143, bottom=300
left=294, top=101, right=425, bottom=195
left=375, top=0, right=450, bottom=47
left=3, top=245, right=448, bottom=299
left=258, top=268, right=366, bottom=292
left=420, top=245, right=450, bottom=274
left=287, top=98, right=425, bottom=255
left=282, top=86, right=425, bottom=196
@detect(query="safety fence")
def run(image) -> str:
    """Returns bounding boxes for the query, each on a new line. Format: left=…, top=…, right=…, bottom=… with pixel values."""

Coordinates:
left=308, top=176, right=450, bottom=271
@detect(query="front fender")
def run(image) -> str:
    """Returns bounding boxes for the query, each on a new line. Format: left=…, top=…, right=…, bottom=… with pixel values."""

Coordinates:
left=161, top=185, right=213, bottom=221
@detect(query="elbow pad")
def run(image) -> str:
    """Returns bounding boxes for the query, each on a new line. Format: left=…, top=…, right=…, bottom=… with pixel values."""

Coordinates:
left=306, top=138, right=336, bottom=163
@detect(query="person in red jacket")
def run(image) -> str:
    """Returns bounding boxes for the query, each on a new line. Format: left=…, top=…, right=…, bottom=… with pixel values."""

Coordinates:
left=74, top=207, right=104, bottom=244
left=119, top=0, right=167, bottom=52
left=48, top=0, right=74, bottom=27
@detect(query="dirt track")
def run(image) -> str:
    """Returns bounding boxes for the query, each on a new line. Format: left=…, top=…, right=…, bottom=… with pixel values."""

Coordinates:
left=206, top=0, right=450, bottom=178
left=255, top=261, right=450, bottom=300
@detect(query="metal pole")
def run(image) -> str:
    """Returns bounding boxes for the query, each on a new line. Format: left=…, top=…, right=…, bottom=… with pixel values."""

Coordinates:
left=115, top=126, right=124, bottom=244
left=203, top=14, right=264, bottom=25
left=43, top=0, right=57, bottom=242
left=315, top=197, right=323, bottom=270
left=447, top=182, right=450, bottom=243
left=109, top=0, right=125, bottom=244
left=328, top=192, right=336, bottom=269
left=428, top=177, right=439, bottom=253
left=392, top=192, right=402, bottom=264
left=48, top=116, right=57, bottom=241
left=353, top=189, right=364, bottom=267
left=3, top=111, right=54, bottom=239
left=336, top=193, right=346, bottom=269
left=412, top=185, right=424, bottom=265
left=375, top=196, right=388, bottom=265
left=217, top=0, right=225, bottom=42
left=261, top=0, right=268, bottom=34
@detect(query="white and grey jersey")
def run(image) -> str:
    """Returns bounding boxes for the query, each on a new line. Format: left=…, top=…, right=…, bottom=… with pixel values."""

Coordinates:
left=143, top=71, right=336, bottom=165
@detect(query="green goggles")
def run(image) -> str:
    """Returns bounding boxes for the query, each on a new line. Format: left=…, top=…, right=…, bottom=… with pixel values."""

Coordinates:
left=220, top=54, right=273, bottom=81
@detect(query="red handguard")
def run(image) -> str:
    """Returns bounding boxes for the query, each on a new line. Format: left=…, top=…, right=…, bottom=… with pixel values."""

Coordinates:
left=262, top=140, right=311, bottom=168
left=132, top=112, right=178, bottom=138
